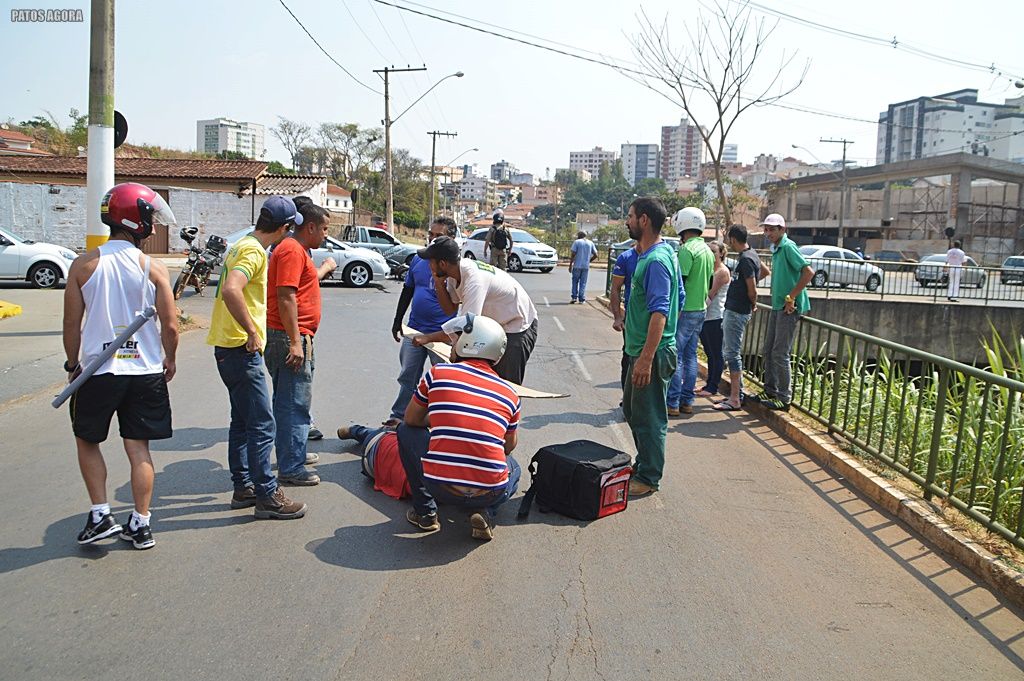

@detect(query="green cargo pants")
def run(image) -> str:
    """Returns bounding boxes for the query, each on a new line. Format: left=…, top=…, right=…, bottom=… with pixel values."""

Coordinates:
left=622, top=345, right=676, bottom=489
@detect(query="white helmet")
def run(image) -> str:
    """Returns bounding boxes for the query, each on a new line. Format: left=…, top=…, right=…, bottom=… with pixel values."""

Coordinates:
left=673, top=206, right=706, bottom=234
left=453, top=313, right=507, bottom=363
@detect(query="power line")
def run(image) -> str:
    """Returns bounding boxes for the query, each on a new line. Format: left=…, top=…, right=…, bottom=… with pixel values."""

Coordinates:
left=736, top=0, right=1024, bottom=82
left=376, top=0, right=1022, bottom=140
left=341, top=0, right=389, bottom=62
left=278, top=0, right=382, bottom=95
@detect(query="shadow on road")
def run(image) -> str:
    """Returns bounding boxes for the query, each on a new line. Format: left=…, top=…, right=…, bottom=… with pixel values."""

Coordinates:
left=518, top=407, right=620, bottom=430
left=150, top=427, right=229, bottom=451
left=746, top=424, right=1024, bottom=672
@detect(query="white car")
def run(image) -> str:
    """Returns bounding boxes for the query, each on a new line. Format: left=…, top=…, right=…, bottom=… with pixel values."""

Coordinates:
left=462, top=227, right=557, bottom=273
left=0, top=227, right=78, bottom=289
left=798, top=245, right=884, bottom=291
left=223, top=228, right=389, bottom=287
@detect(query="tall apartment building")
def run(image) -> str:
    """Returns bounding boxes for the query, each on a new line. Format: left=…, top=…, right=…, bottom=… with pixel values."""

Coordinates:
left=196, top=118, right=266, bottom=159
left=722, top=144, right=739, bottom=163
left=490, top=159, right=517, bottom=182
left=660, top=118, right=703, bottom=184
left=458, top=175, right=498, bottom=209
left=569, top=147, right=616, bottom=180
left=877, top=89, right=1024, bottom=164
left=620, top=143, right=660, bottom=186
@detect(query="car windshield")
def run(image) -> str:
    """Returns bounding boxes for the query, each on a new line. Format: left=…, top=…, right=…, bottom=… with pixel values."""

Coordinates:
left=0, top=228, right=27, bottom=243
left=512, top=230, right=539, bottom=243
left=799, top=246, right=818, bottom=255
left=923, top=255, right=947, bottom=263
left=1004, top=257, right=1024, bottom=267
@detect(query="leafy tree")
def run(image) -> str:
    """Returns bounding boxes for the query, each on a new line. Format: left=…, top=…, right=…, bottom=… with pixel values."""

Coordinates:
left=635, top=177, right=667, bottom=195
left=266, top=160, right=295, bottom=175
left=216, top=150, right=249, bottom=160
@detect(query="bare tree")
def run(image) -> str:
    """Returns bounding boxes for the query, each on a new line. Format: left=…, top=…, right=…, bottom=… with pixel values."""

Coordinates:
left=271, top=116, right=312, bottom=171
left=629, top=1, right=808, bottom=230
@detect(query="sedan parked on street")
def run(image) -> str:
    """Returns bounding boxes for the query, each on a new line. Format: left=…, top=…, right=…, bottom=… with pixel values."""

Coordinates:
left=915, top=254, right=987, bottom=288
left=0, top=227, right=78, bottom=288
left=223, top=228, right=389, bottom=287
left=1000, top=255, right=1024, bottom=285
left=462, top=227, right=557, bottom=272
left=870, top=249, right=920, bottom=272
left=798, top=245, right=884, bottom=291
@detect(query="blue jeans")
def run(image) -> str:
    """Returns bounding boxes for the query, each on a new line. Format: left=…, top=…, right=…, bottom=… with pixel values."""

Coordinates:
left=667, top=310, right=705, bottom=408
left=571, top=267, right=590, bottom=301
left=721, top=310, right=751, bottom=393
left=347, top=424, right=386, bottom=478
left=264, top=328, right=314, bottom=478
left=389, top=338, right=439, bottom=420
left=396, top=423, right=521, bottom=519
left=214, top=345, right=277, bottom=499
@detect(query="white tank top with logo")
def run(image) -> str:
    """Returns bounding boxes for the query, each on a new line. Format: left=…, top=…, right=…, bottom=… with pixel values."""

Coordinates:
left=80, top=240, right=163, bottom=375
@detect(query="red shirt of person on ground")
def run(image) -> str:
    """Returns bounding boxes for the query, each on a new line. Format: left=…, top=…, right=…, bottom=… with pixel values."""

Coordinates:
left=267, top=237, right=322, bottom=336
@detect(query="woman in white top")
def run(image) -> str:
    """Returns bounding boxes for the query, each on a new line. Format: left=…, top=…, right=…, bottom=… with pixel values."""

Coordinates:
left=696, top=241, right=732, bottom=397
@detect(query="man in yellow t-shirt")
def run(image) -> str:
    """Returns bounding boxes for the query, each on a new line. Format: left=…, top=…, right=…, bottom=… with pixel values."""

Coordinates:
left=208, top=196, right=308, bottom=520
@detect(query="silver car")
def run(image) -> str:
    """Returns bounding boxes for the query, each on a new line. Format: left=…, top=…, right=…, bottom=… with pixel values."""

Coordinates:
left=799, top=245, right=884, bottom=291
left=463, top=227, right=557, bottom=273
left=915, top=254, right=986, bottom=289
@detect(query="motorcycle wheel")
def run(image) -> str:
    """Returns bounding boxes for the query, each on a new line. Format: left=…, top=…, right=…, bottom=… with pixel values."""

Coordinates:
left=173, top=270, right=191, bottom=300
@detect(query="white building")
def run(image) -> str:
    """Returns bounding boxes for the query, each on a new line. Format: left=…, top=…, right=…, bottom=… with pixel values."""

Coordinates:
left=490, top=159, right=517, bottom=182
left=325, top=184, right=352, bottom=216
left=458, top=175, right=498, bottom=209
left=196, top=117, right=266, bottom=159
left=569, top=147, right=616, bottom=180
left=660, top=118, right=703, bottom=184
left=510, top=172, right=536, bottom=186
left=620, top=143, right=659, bottom=186
left=723, top=144, right=739, bottom=163
left=876, top=89, right=1024, bottom=164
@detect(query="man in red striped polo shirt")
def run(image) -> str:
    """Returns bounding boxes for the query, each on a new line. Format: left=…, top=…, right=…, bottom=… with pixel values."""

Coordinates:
left=398, top=313, right=522, bottom=541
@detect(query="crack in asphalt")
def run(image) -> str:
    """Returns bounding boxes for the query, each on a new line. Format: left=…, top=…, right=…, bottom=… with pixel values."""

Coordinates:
left=546, top=530, right=607, bottom=681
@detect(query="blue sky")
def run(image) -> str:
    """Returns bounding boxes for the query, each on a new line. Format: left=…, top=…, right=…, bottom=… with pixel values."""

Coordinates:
left=4, top=0, right=1024, bottom=176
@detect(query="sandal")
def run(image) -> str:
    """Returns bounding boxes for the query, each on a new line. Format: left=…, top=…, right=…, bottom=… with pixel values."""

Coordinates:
left=712, top=400, right=741, bottom=411
left=695, top=389, right=714, bottom=397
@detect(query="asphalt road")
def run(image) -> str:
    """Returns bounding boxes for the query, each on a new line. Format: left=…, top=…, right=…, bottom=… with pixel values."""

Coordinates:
left=1, top=267, right=1023, bottom=680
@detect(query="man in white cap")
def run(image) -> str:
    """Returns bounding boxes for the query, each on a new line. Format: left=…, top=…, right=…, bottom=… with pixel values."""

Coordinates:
left=484, top=209, right=513, bottom=271
left=755, top=213, right=813, bottom=411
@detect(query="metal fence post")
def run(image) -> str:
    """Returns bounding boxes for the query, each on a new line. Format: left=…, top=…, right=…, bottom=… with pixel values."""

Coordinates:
left=923, top=366, right=950, bottom=500
left=605, top=245, right=612, bottom=298
left=827, top=337, right=845, bottom=434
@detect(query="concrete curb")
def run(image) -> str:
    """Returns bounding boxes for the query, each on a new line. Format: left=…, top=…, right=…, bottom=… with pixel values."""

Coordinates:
left=0, top=300, right=23, bottom=319
left=593, top=293, right=1024, bottom=609
left=746, top=401, right=1024, bottom=610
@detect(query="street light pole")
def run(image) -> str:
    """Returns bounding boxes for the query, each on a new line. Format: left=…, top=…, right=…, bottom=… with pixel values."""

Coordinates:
left=428, top=130, right=457, bottom=225
left=820, top=137, right=853, bottom=248
left=374, top=68, right=463, bottom=233
left=373, top=65, right=426, bottom=233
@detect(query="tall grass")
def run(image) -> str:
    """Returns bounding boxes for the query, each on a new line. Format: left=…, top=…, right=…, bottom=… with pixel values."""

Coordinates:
left=786, top=329, right=1024, bottom=541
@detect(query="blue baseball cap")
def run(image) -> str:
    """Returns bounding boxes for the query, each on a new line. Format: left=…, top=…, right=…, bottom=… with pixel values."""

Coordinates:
left=261, top=195, right=303, bottom=226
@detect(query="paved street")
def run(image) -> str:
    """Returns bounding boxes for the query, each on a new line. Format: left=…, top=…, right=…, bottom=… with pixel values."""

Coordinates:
left=1, top=267, right=1023, bottom=680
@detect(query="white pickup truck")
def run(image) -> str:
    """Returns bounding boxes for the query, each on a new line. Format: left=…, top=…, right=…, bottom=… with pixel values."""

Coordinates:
left=342, top=225, right=420, bottom=265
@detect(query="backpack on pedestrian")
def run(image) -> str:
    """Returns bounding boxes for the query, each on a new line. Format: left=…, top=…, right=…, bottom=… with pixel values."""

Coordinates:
left=491, top=226, right=509, bottom=251
left=517, top=440, right=632, bottom=521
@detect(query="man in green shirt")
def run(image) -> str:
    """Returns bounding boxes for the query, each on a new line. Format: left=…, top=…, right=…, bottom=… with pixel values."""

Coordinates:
left=623, top=197, right=680, bottom=497
left=667, top=207, right=714, bottom=415
left=756, top=213, right=813, bottom=410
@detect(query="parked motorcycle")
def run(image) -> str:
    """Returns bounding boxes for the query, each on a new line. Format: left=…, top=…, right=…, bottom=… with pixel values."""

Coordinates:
left=386, top=256, right=410, bottom=280
left=173, top=227, right=228, bottom=300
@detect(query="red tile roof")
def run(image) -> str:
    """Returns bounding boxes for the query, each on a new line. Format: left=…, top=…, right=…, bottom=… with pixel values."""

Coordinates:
left=0, top=156, right=268, bottom=180
left=0, top=129, right=36, bottom=143
left=254, top=174, right=326, bottom=195
left=327, top=183, right=351, bottom=196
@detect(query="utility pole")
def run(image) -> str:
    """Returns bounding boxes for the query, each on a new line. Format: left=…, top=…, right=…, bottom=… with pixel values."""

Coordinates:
left=373, top=65, right=427, bottom=233
left=427, top=130, right=457, bottom=225
left=820, top=138, right=853, bottom=248
left=86, top=0, right=115, bottom=251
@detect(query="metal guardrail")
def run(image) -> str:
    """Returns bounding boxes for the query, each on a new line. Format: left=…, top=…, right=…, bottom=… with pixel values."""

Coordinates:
left=603, top=245, right=1024, bottom=305
left=742, top=304, right=1024, bottom=549
left=754, top=252, right=1024, bottom=305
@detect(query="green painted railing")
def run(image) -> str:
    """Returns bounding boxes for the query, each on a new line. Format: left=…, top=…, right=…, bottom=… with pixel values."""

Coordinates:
left=742, top=305, right=1024, bottom=548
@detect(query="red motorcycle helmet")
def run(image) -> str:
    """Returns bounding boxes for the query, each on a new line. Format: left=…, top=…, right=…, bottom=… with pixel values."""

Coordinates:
left=100, top=182, right=177, bottom=240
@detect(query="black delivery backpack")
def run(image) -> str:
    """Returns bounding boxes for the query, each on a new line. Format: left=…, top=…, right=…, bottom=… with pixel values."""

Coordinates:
left=517, top=440, right=632, bottom=521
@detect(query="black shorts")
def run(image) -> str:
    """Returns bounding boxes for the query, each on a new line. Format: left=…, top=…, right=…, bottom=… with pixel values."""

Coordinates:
left=70, top=373, right=172, bottom=444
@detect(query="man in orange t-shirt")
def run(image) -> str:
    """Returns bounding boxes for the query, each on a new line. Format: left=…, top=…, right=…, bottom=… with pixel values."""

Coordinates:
left=265, top=202, right=336, bottom=485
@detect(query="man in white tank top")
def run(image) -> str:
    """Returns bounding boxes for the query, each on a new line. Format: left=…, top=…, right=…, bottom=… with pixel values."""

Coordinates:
left=62, top=183, right=178, bottom=550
